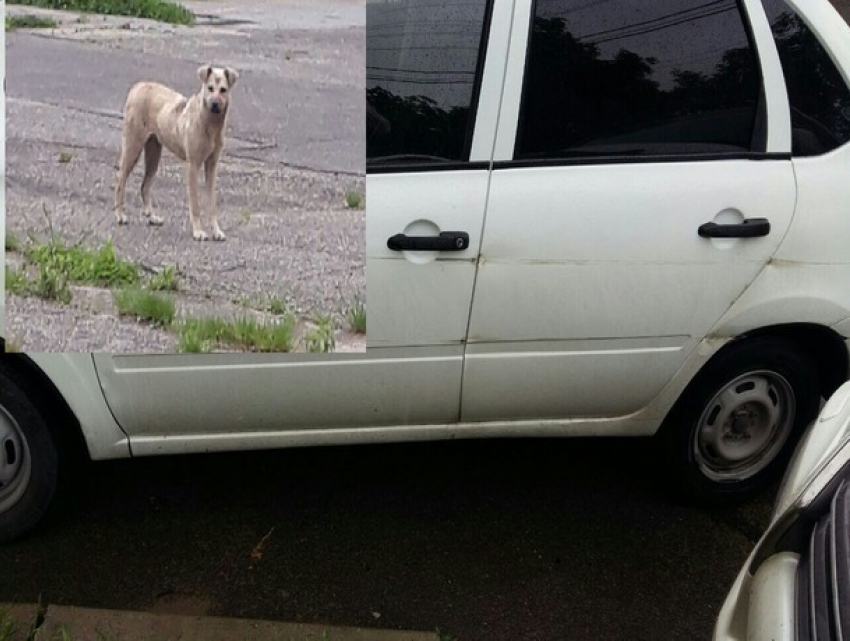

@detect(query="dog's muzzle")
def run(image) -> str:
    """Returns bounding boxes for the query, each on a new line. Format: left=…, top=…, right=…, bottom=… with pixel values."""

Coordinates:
left=210, top=102, right=223, bottom=114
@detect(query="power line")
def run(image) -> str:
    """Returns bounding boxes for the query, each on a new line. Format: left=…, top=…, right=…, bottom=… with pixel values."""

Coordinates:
left=367, top=66, right=475, bottom=75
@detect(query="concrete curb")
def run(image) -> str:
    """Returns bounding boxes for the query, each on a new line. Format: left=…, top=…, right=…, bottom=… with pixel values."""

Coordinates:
left=1, top=603, right=439, bottom=641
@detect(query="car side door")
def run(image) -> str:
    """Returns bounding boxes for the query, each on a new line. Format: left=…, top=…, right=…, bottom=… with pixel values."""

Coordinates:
left=91, top=0, right=509, bottom=453
left=461, top=0, right=797, bottom=423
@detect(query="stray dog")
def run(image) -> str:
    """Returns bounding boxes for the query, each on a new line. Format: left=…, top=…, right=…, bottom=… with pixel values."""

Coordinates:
left=114, top=65, right=238, bottom=241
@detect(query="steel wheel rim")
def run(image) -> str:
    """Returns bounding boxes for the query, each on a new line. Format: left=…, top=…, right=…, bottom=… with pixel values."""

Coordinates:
left=0, top=405, right=31, bottom=514
left=693, top=370, right=795, bottom=483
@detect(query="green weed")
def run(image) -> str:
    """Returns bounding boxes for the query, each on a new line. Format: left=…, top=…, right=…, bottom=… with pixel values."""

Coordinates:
left=178, top=314, right=295, bottom=353
left=347, top=300, right=366, bottom=334
left=5, top=266, right=29, bottom=296
left=32, top=257, right=72, bottom=303
left=267, top=296, right=287, bottom=315
left=178, top=314, right=295, bottom=352
left=148, top=265, right=179, bottom=291
left=5, top=14, right=57, bottom=30
left=114, top=288, right=175, bottom=326
left=304, top=314, right=335, bottom=353
left=26, top=239, right=139, bottom=288
left=5, top=232, right=20, bottom=252
left=344, top=190, right=363, bottom=210
left=8, top=0, right=194, bottom=24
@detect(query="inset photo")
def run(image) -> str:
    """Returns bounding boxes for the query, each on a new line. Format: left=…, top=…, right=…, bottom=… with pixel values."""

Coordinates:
left=4, top=0, right=365, bottom=353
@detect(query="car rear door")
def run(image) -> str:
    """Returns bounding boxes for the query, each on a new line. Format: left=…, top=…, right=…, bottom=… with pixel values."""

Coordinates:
left=461, top=0, right=798, bottom=423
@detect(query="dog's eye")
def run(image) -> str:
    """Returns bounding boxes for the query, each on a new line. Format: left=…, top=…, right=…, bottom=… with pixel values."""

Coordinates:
left=220, top=87, right=228, bottom=94
left=208, top=86, right=214, bottom=92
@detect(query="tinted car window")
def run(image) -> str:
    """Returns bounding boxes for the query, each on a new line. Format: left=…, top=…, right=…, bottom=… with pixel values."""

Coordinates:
left=516, top=0, right=763, bottom=160
left=366, top=0, right=490, bottom=166
left=762, top=0, right=850, bottom=156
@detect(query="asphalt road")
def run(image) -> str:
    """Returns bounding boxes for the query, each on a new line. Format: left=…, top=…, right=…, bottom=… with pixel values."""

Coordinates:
left=0, top=437, right=774, bottom=640
left=4, top=0, right=365, bottom=352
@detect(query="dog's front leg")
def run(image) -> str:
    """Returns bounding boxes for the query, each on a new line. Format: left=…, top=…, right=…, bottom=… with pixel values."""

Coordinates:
left=205, top=151, right=225, bottom=241
left=187, top=161, right=207, bottom=241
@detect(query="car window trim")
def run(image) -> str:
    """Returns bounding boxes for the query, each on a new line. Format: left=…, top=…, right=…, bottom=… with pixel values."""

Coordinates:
left=367, top=161, right=491, bottom=175
left=739, top=0, right=769, bottom=152
left=491, top=151, right=791, bottom=170
left=511, top=0, right=537, bottom=164
left=462, top=0, right=496, bottom=163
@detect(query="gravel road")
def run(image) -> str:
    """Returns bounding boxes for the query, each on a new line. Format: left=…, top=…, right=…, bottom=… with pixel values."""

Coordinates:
left=4, top=0, right=365, bottom=352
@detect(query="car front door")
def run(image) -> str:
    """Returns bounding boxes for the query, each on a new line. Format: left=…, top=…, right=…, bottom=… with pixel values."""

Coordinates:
left=91, top=0, right=509, bottom=452
left=461, top=0, right=798, bottom=423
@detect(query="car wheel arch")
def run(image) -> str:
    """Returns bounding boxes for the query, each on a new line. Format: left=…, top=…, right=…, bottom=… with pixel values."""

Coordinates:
left=0, top=354, right=92, bottom=466
left=654, top=325, right=846, bottom=502
left=717, top=323, right=848, bottom=399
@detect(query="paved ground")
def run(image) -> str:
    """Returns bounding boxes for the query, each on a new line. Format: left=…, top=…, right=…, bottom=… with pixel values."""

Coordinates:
left=1, top=602, right=437, bottom=640
left=0, top=437, right=774, bottom=640
left=4, top=0, right=365, bottom=352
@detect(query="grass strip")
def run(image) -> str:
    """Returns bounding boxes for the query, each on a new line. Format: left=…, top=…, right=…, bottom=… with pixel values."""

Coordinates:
left=26, top=239, right=139, bottom=288
left=8, top=0, right=194, bottom=24
left=6, top=14, right=58, bottom=29
left=178, top=315, right=296, bottom=353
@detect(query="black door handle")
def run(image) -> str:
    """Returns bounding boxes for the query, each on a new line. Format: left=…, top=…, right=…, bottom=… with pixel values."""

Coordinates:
left=387, top=231, right=470, bottom=252
left=698, top=218, right=770, bottom=238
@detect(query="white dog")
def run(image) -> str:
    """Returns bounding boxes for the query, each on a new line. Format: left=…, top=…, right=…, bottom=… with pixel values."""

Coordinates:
left=114, top=65, right=238, bottom=241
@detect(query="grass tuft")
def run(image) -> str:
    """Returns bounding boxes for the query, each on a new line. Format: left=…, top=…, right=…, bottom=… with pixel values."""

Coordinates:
left=8, top=0, right=194, bottom=24
left=26, top=239, right=139, bottom=288
left=148, top=265, right=179, bottom=291
left=347, top=300, right=366, bottom=334
left=267, top=296, right=287, bottom=315
left=58, top=151, right=73, bottom=164
left=114, top=288, right=176, bottom=326
left=5, top=232, right=20, bottom=253
left=344, top=190, right=364, bottom=210
left=304, top=314, right=335, bottom=353
left=5, top=267, right=29, bottom=296
left=7, top=258, right=73, bottom=304
left=5, top=14, right=58, bottom=30
left=33, top=259, right=72, bottom=303
left=178, top=315, right=295, bottom=353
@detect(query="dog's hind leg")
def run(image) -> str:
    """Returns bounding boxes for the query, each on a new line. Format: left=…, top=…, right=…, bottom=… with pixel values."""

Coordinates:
left=114, top=131, right=144, bottom=225
left=204, top=150, right=225, bottom=241
left=141, top=136, right=164, bottom=226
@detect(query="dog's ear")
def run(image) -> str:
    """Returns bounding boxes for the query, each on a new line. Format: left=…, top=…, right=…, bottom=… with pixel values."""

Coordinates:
left=224, top=67, right=239, bottom=88
left=197, top=65, right=213, bottom=83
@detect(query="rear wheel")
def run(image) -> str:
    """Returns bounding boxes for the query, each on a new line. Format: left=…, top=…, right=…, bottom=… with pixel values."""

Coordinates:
left=658, top=338, right=821, bottom=504
left=0, top=368, right=59, bottom=543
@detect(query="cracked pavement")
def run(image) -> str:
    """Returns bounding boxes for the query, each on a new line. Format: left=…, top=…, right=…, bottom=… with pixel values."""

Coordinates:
left=4, top=0, right=365, bottom=352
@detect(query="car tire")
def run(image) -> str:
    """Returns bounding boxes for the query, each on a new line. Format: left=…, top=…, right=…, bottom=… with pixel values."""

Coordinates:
left=0, top=367, right=59, bottom=544
left=658, top=337, right=821, bottom=504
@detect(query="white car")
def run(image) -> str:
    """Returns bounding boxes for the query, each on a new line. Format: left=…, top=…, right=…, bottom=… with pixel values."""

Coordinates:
left=3, top=0, right=850, bottom=542
left=714, top=379, right=850, bottom=640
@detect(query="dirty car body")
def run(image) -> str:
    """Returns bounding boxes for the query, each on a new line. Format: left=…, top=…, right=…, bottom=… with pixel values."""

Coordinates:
left=3, top=0, right=850, bottom=541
